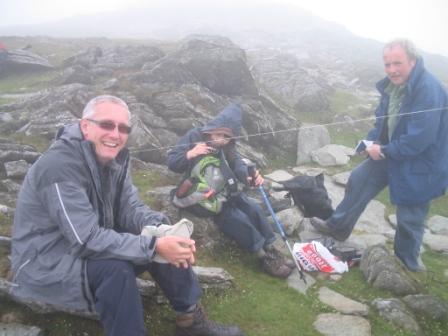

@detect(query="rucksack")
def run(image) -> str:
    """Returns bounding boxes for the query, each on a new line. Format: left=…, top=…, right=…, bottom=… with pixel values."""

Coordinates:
left=273, top=173, right=334, bottom=220
left=171, top=151, right=238, bottom=217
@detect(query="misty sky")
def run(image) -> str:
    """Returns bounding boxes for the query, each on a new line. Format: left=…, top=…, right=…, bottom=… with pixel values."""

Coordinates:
left=0, top=0, right=447, bottom=56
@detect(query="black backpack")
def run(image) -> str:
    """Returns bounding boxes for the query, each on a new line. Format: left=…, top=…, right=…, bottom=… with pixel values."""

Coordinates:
left=274, top=173, right=334, bottom=220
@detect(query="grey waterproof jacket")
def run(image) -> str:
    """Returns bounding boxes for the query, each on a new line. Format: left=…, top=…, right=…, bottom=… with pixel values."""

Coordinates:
left=11, top=123, right=168, bottom=312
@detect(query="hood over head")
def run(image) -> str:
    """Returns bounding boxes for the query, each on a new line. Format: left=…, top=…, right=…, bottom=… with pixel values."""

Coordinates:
left=56, top=122, right=84, bottom=141
left=201, top=103, right=242, bottom=138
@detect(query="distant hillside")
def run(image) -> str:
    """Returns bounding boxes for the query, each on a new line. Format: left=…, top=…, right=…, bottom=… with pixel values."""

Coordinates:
left=1, top=1, right=447, bottom=86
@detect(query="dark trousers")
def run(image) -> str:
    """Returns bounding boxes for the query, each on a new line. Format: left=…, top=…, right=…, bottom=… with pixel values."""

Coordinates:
left=87, top=259, right=202, bottom=336
left=214, top=193, right=276, bottom=252
left=327, top=158, right=430, bottom=271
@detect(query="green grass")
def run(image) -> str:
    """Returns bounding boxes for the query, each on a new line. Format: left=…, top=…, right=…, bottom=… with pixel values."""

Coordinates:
left=288, top=89, right=364, bottom=124
left=0, top=97, right=17, bottom=105
left=0, top=213, right=13, bottom=236
left=428, top=195, right=448, bottom=218
left=131, top=169, right=173, bottom=190
left=328, top=89, right=362, bottom=116
left=131, top=169, right=175, bottom=207
left=9, top=133, right=52, bottom=153
left=197, top=246, right=327, bottom=336
left=328, top=127, right=368, bottom=148
left=421, top=251, right=448, bottom=302
left=0, top=70, right=59, bottom=93
left=264, top=149, right=297, bottom=170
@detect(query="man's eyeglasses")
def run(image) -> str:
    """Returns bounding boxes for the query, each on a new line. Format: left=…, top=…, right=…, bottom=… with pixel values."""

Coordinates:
left=86, top=119, right=132, bottom=134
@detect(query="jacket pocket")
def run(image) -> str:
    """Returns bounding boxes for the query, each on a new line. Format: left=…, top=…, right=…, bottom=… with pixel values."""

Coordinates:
left=12, top=258, right=32, bottom=286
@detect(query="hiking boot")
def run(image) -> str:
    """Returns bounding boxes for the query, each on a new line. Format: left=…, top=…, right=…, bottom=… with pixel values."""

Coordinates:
left=261, top=249, right=293, bottom=278
left=264, top=244, right=295, bottom=269
left=415, top=256, right=427, bottom=272
left=310, top=217, right=349, bottom=241
left=175, top=304, right=244, bottom=336
left=395, top=255, right=427, bottom=273
left=283, top=257, right=296, bottom=269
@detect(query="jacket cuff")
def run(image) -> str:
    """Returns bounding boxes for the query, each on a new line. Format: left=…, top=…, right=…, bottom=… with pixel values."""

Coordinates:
left=142, top=235, right=158, bottom=261
left=380, top=145, right=389, bottom=158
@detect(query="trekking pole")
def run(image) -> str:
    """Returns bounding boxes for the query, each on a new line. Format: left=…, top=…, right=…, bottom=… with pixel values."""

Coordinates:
left=247, top=164, right=306, bottom=283
left=257, top=185, right=307, bottom=283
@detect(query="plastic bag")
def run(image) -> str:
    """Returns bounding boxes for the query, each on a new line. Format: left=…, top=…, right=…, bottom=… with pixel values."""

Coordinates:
left=292, top=241, right=348, bottom=273
left=141, top=218, right=194, bottom=263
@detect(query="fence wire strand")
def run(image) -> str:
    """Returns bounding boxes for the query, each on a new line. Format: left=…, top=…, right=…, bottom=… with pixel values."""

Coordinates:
left=130, top=106, right=448, bottom=154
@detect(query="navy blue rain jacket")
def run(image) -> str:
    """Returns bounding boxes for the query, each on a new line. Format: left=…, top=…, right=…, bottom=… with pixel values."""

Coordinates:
left=367, top=58, right=448, bottom=205
left=167, top=103, right=249, bottom=184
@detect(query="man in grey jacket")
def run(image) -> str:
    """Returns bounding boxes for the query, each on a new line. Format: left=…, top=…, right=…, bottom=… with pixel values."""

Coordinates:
left=11, top=95, right=244, bottom=336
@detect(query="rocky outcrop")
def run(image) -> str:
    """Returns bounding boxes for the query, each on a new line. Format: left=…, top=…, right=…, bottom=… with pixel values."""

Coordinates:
left=0, top=49, right=53, bottom=75
left=403, top=294, right=448, bottom=322
left=310, top=144, right=354, bottom=166
left=313, top=313, right=371, bottom=336
left=0, top=83, right=94, bottom=138
left=175, top=36, right=258, bottom=96
left=1, top=36, right=300, bottom=168
left=296, top=124, right=331, bottom=165
left=0, top=323, right=43, bottom=336
left=0, top=266, right=233, bottom=319
left=360, top=245, right=422, bottom=296
left=0, top=141, right=40, bottom=204
left=372, top=298, right=422, bottom=335
left=248, top=50, right=333, bottom=113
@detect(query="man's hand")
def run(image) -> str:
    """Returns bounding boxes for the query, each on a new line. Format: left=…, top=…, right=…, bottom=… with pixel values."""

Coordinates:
left=186, top=142, right=215, bottom=160
left=155, top=236, right=196, bottom=268
left=365, top=144, right=385, bottom=161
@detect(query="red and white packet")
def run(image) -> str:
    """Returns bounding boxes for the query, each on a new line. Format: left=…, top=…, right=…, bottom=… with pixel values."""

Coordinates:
left=292, top=241, right=349, bottom=273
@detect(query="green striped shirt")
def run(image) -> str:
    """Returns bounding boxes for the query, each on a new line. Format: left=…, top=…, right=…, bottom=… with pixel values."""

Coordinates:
left=385, top=82, right=406, bottom=140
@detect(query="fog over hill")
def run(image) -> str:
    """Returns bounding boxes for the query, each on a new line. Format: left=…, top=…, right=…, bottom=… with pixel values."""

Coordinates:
left=1, top=1, right=447, bottom=87
left=0, top=0, right=448, bottom=82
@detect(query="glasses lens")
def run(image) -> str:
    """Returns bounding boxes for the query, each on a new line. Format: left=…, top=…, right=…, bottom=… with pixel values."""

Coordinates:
left=88, top=119, right=131, bottom=134
left=117, top=124, right=132, bottom=134
left=97, top=120, right=116, bottom=131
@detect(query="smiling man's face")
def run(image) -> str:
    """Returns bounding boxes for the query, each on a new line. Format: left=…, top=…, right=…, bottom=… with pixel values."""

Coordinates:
left=80, top=101, right=130, bottom=165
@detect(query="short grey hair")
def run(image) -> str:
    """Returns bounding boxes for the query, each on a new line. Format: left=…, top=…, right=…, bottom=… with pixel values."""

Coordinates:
left=384, top=38, right=420, bottom=61
left=82, top=95, right=130, bottom=119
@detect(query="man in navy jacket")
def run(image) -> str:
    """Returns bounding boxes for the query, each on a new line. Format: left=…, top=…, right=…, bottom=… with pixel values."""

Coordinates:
left=311, top=39, right=448, bottom=272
